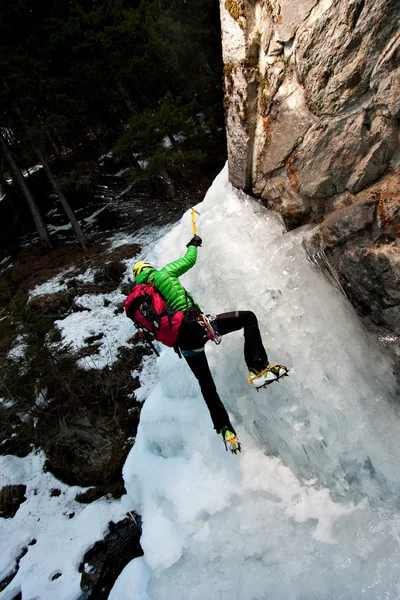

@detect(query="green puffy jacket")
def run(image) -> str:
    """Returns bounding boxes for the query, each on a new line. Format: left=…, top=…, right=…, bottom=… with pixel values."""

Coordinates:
left=136, top=246, right=200, bottom=312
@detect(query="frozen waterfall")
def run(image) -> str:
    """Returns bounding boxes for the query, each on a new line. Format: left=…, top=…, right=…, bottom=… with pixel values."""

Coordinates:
left=113, top=166, right=400, bottom=600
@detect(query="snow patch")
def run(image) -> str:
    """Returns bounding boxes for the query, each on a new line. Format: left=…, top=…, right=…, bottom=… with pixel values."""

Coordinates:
left=55, top=292, right=135, bottom=370
left=108, top=557, right=151, bottom=600
left=131, top=353, right=160, bottom=403
left=7, top=336, right=28, bottom=361
left=0, top=452, right=127, bottom=600
left=29, top=269, right=74, bottom=299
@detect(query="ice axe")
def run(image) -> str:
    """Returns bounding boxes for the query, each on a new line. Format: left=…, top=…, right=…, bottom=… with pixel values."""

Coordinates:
left=191, top=208, right=200, bottom=236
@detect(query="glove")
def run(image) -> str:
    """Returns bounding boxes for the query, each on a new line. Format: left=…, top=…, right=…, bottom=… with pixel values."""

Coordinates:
left=186, top=235, right=202, bottom=248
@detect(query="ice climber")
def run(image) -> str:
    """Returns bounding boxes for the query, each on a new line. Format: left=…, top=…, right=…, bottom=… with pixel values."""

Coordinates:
left=125, top=234, right=288, bottom=453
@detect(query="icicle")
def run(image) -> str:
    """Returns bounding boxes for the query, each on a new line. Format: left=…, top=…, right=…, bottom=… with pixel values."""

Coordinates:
left=307, top=248, right=348, bottom=299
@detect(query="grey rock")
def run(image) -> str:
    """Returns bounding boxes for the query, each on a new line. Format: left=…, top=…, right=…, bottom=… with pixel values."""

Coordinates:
left=296, top=0, right=400, bottom=116
left=220, top=0, right=400, bottom=354
left=369, top=22, right=400, bottom=119
left=339, top=244, right=400, bottom=317
left=375, top=305, right=400, bottom=334
left=295, top=109, right=397, bottom=199
left=347, top=138, right=394, bottom=194
left=255, top=72, right=314, bottom=176
left=295, top=113, right=366, bottom=198
left=259, top=60, right=286, bottom=116
left=274, top=0, right=319, bottom=43
left=373, top=69, right=400, bottom=119
left=321, top=198, right=377, bottom=247
left=268, top=40, right=284, bottom=57
left=377, top=186, right=400, bottom=238
left=224, top=64, right=259, bottom=190
left=258, top=169, right=310, bottom=228
left=42, top=419, right=129, bottom=487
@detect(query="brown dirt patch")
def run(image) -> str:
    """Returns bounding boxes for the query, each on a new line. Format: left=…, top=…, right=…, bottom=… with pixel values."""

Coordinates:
left=29, top=291, right=74, bottom=317
left=34, top=344, right=148, bottom=486
left=3, top=238, right=140, bottom=300
left=0, top=484, right=27, bottom=518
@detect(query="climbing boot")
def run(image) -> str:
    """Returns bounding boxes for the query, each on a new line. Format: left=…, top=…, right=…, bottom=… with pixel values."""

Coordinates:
left=248, top=364, right=289, bottom=390
left=220, top=426, right=241, bottom=454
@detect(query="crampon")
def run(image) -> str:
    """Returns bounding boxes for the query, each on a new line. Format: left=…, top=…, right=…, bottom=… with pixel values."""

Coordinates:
left=248, top=364, right=289, bottom=391
left=220, top=427, right=241, bottom=454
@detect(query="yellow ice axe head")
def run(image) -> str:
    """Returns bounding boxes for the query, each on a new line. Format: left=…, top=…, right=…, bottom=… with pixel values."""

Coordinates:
left=191, top=208, right=200, bottom=236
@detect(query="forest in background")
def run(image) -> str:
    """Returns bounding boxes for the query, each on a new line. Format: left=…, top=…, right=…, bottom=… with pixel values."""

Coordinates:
left=0, top=0, right=226, bottom=249
left=0, top=7, right=227, bottom=563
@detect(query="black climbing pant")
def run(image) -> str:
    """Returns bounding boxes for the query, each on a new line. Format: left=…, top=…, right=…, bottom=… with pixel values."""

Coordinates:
left=178, top=311, right=269, bottom=433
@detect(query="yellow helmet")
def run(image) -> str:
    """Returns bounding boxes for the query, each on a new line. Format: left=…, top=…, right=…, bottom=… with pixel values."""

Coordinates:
left=132, top=260, right=153, bottom=279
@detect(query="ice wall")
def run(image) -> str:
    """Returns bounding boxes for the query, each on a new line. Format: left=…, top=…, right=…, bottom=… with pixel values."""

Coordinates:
left=117, top=166, right=400, bottom=599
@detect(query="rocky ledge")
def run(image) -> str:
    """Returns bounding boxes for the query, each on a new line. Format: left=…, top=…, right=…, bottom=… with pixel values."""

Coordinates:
left=220, top=0, right=399, bottom=375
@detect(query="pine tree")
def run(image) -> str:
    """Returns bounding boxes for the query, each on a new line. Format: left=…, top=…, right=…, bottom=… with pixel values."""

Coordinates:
left=0, top=0, right=226, bottom=217
left=0, top=132, right=51, bottom=248
left=36, top=148, right=88, bottom=250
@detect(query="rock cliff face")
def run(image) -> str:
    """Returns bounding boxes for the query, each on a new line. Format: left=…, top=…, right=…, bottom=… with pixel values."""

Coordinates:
left=220, top=0, right=400, bottom=372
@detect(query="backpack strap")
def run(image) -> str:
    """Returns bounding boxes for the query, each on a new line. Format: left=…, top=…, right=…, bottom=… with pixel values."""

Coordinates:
left=152, top=283, right=177, bottom=328
left=126, top=293, right=145, bottom=320
left=185, top=289, right=197, bottom=309
left=129, top=286, right=162, bottom=335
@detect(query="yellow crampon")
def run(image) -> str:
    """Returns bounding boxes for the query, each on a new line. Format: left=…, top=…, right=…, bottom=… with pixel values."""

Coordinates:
left=248, top=364, right=289, bottom=390
left=223, top=430, right=242, bottom=454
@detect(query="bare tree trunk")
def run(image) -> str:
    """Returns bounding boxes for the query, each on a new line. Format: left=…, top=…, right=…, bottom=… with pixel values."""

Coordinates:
left=48, top=130, right=64, bottom=160
left=0, top=173, right=18, bottom=219
left=158, top=166, right=175, bottom=198
left=126, top=153, right=143, bottom=173
left=0, top=133, right=51, bottom=248
left=191, top=111, right=205, bottom=132
left=73, top=117, right=98, bottom=173
left=199, top=51, right=213, bottom=75
left=0, top=158, right=19, bottom=219
left=0, top=162, right=10, bottom=195
left=167, top=133, right=179, bottom=152
left=37, top=147, right=88, bottom=250
left=109, top=65, right=136, bottom=113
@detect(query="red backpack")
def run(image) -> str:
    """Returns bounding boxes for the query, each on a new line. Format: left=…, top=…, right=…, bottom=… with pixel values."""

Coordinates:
left=124, top=283, right=185, bottom=348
